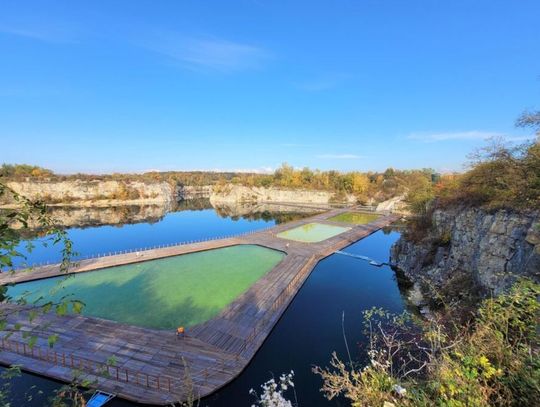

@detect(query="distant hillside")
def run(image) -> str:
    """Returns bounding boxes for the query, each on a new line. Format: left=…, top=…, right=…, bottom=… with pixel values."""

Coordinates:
left=0, top=163, right=439, bottom=207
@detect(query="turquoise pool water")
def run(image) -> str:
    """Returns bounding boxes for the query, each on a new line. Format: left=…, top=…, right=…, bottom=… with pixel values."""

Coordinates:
left=7, top=245, right=284, bottom=330
left=276, top=222, right=351, bottom=242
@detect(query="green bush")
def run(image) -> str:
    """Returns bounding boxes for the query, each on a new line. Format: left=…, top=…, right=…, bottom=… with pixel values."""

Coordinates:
left=315, top=279, right=540, bottom=407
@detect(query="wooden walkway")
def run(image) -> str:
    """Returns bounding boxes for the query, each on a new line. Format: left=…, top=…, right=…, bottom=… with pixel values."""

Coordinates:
left=0, top=207, right=398, bottom=405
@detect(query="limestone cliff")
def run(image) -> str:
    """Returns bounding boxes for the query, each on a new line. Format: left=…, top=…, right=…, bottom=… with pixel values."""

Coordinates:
left=2, top=180, right=175, bottom=207
left=2, top=180, right=358, bottom=207
left=390, top=208, right=540, bottom=298
left=176, top=185, right=213, bottom=199
left=210, top=185, right=356, bottom=205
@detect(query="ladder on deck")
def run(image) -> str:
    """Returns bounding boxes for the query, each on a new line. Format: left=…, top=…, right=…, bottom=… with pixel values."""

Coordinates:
left=87, top=391, right=115, bottom=407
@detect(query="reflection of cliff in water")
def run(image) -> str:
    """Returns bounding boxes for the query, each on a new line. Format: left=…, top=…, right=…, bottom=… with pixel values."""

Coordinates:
left=211, top=201, right=325, bottom=224
left=175, top=198, right=214, bottom=211
left=9, top=204, right=173, bottom=239
left=12, top=199, right=323, bottom=238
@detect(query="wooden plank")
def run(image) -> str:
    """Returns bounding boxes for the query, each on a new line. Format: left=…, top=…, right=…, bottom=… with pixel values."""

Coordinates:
left=0, top=208, right=399, bottom=405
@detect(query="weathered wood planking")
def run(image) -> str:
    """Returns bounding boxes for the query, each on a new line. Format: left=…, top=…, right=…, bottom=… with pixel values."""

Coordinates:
left=0, top=207, right=399, bottom=404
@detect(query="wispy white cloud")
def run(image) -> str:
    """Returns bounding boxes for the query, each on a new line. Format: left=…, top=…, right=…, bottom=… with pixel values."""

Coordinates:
left=141, top=33, right=270, bottom=72
left=316, top=153, right=362, bottom=159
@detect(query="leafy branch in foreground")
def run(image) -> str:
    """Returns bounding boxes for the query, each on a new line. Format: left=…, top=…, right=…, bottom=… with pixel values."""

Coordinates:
left=314, top=279, right=540, bottom=407
left=0, top=182, right=82, bottom=342
left=0, top=181, right=89, bottom=404
left=0, top=182, right=74, bottom=273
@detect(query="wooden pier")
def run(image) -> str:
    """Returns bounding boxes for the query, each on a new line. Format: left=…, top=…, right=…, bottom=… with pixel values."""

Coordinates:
left=0, top=207, right=398, bottom=405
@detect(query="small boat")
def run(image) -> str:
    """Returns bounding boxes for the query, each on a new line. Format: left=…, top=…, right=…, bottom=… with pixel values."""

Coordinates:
left=87, top=390, right=115, bottom=407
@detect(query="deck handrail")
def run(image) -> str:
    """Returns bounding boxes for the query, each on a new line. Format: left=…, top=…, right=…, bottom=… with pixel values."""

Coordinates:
left=0, top=337, right=176, bottom=393
left=238, top=254, right=318, bottom=355
left=14, top=225, right=275, bottom=271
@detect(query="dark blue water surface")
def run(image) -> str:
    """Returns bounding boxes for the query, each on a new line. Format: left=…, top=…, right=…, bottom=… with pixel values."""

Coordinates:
left=2, top=226, right=406, bottom=407
left=204, top=228, right=404, bottom=406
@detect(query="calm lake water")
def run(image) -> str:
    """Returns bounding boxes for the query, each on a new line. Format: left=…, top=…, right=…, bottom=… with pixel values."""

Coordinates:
left=11, top=200, right=320, bottom=268
left=2, top=208, right=406, bottom=406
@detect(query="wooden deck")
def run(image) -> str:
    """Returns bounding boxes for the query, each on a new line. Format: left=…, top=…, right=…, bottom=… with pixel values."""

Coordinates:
left=0, top=207, right=398, bottom=405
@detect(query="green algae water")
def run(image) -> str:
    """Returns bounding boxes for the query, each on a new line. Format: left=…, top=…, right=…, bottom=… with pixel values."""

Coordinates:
left=8, top=245, right=284, bottom=330
left=276, top=222, right=350, bottom=243
left=328, top=212, right=380, bottom=225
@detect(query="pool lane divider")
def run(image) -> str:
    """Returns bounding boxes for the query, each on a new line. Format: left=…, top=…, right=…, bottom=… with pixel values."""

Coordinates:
left=0, top=207, right=399, bottom=405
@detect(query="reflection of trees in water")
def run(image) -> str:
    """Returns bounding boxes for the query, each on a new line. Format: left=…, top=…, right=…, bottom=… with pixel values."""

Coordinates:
left=237, top=210, right=314, bottom=224
left=13, top=200, right=321, bottom=240
left=175, top=198, right=214, bottom=211
left=212, top=203, right=321, bottom=224
left=175, top=199, right=320, bottom=223
left=11, top=204, right=170, bottom=239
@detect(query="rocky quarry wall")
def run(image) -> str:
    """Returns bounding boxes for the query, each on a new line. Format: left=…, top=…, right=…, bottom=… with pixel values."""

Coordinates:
left=390, top=207, right=540, bottom=298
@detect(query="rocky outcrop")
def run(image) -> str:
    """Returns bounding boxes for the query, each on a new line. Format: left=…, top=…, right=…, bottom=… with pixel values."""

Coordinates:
left=391, top=208, right=540, bottom=296
left=3, top=180, right=359, bottom=207
left=376, top=195, right=408, bottom=213
left=210, top=185, right=356, bottom=205
left=177, top=185, right=213, bottom=200
left=2, top=180, right=175, bottom=207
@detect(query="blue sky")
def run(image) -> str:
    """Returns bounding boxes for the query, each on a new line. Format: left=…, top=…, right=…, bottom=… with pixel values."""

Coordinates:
left=1, top=0, right=539, bottom=174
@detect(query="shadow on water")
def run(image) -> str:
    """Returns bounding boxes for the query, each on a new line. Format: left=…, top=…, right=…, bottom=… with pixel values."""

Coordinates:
left=1, top=228, right=409, bottom=406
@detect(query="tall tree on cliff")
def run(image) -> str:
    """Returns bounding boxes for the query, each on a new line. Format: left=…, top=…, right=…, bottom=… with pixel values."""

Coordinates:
left=516, top=109, right=540, bottom=138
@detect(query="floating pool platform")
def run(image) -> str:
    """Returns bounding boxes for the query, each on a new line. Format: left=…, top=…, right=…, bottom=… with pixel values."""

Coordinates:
left=0, top=207, right=398, bottom=405
left=277, top=222, right=350, bottom=242
left=7, top=245, right=284, bottom=330
left=327, top=211, right=381, bottom=225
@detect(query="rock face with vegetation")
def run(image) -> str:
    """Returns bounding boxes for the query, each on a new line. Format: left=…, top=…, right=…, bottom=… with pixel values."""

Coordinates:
left=2, top=180, right=175, bottom=206
left=391, top=207, right=540, bottom=296
left=176, top=185, right=213, bottom=199
left=1, top=162, right=438, bottom=207
left=209, top=184, right=356, bottom=205
left=391, top=136, right=540, bottom=300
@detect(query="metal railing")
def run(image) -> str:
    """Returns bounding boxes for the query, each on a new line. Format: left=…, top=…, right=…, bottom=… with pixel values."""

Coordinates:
left=16, top=226, right=275, bottom=270
left=238, top=254, right=318, bottom=355
left=0, top=337, right=174, bottom=392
